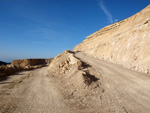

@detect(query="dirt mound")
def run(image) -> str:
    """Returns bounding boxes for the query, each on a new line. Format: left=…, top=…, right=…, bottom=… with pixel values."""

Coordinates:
left=48, top=50, right=103, bottom=98
left=74, top=5, right=150, bottom=74
left=49, top=50, right=82, bottom=75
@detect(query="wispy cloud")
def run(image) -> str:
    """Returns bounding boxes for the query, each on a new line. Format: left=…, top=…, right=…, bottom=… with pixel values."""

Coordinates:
left=114, top=19, right=118, bottom=22
left=98, top=0, right=115, bottom=24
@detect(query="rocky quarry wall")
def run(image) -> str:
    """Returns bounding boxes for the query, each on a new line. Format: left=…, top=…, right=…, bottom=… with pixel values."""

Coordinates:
left=0, top=58, right=52, bottom=79
left=11, top=59, right=52, bottom=68
left=74, top=5, right=150, bottom=74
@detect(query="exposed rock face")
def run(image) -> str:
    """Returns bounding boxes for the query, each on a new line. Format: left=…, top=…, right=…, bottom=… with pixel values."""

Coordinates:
left=11, top=58, right=52, bottom=68
left=0, top=58, right=52, bottom=79
left=74, top=5, right=150, bottom=74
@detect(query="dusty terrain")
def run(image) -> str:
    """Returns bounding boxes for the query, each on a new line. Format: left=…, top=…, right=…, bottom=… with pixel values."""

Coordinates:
left=74, top=5, right=150, bottom=74
left=0, top=67, right=70, bottom=113
left=1, top=4, right=150, bottom=113
left=0, top=51, right=150, bottom=113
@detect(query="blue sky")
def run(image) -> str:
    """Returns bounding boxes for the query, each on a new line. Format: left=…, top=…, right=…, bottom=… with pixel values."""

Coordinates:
left=0, top=0, right=149, bottom=62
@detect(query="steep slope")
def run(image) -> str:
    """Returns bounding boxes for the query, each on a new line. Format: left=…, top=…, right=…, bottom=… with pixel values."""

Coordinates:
left=74, top=5, right=150, bottom=74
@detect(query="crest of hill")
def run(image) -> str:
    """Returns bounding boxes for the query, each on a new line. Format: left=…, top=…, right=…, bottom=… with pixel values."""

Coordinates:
left=0, top=61, right=8, bottom=66
left=74, top=5, right=150, bottom=74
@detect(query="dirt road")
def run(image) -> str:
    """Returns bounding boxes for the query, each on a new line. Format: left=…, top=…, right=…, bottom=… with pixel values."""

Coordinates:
left=0, top=52, right=150, bottom=113
left=75, top=52, right=150, bottom=113
left=0, top=67, right=71, bottom=113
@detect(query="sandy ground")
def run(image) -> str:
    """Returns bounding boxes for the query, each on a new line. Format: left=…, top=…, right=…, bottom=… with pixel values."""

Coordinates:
left=75, top=52, right=150, bottom=113
left=0, top=52, right=150, bottom=113
left=0, top=67, right=71, bottom=113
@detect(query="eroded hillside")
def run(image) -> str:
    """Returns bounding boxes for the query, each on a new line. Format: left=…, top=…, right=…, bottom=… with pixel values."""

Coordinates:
left=74, top=5, right=150, bottom=74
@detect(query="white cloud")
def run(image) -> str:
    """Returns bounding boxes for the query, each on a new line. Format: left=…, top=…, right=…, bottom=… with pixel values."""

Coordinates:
left=114, top=19, right=118, bottom=22
left=98, top=0, right=115, bottom=24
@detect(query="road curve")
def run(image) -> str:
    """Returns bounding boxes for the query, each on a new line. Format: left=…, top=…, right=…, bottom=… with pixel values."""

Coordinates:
left=75, top=52, right=150, bottom=113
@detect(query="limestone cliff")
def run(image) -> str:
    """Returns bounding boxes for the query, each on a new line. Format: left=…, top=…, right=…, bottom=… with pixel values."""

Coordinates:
left=74, top=5, right=150, bottom=74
